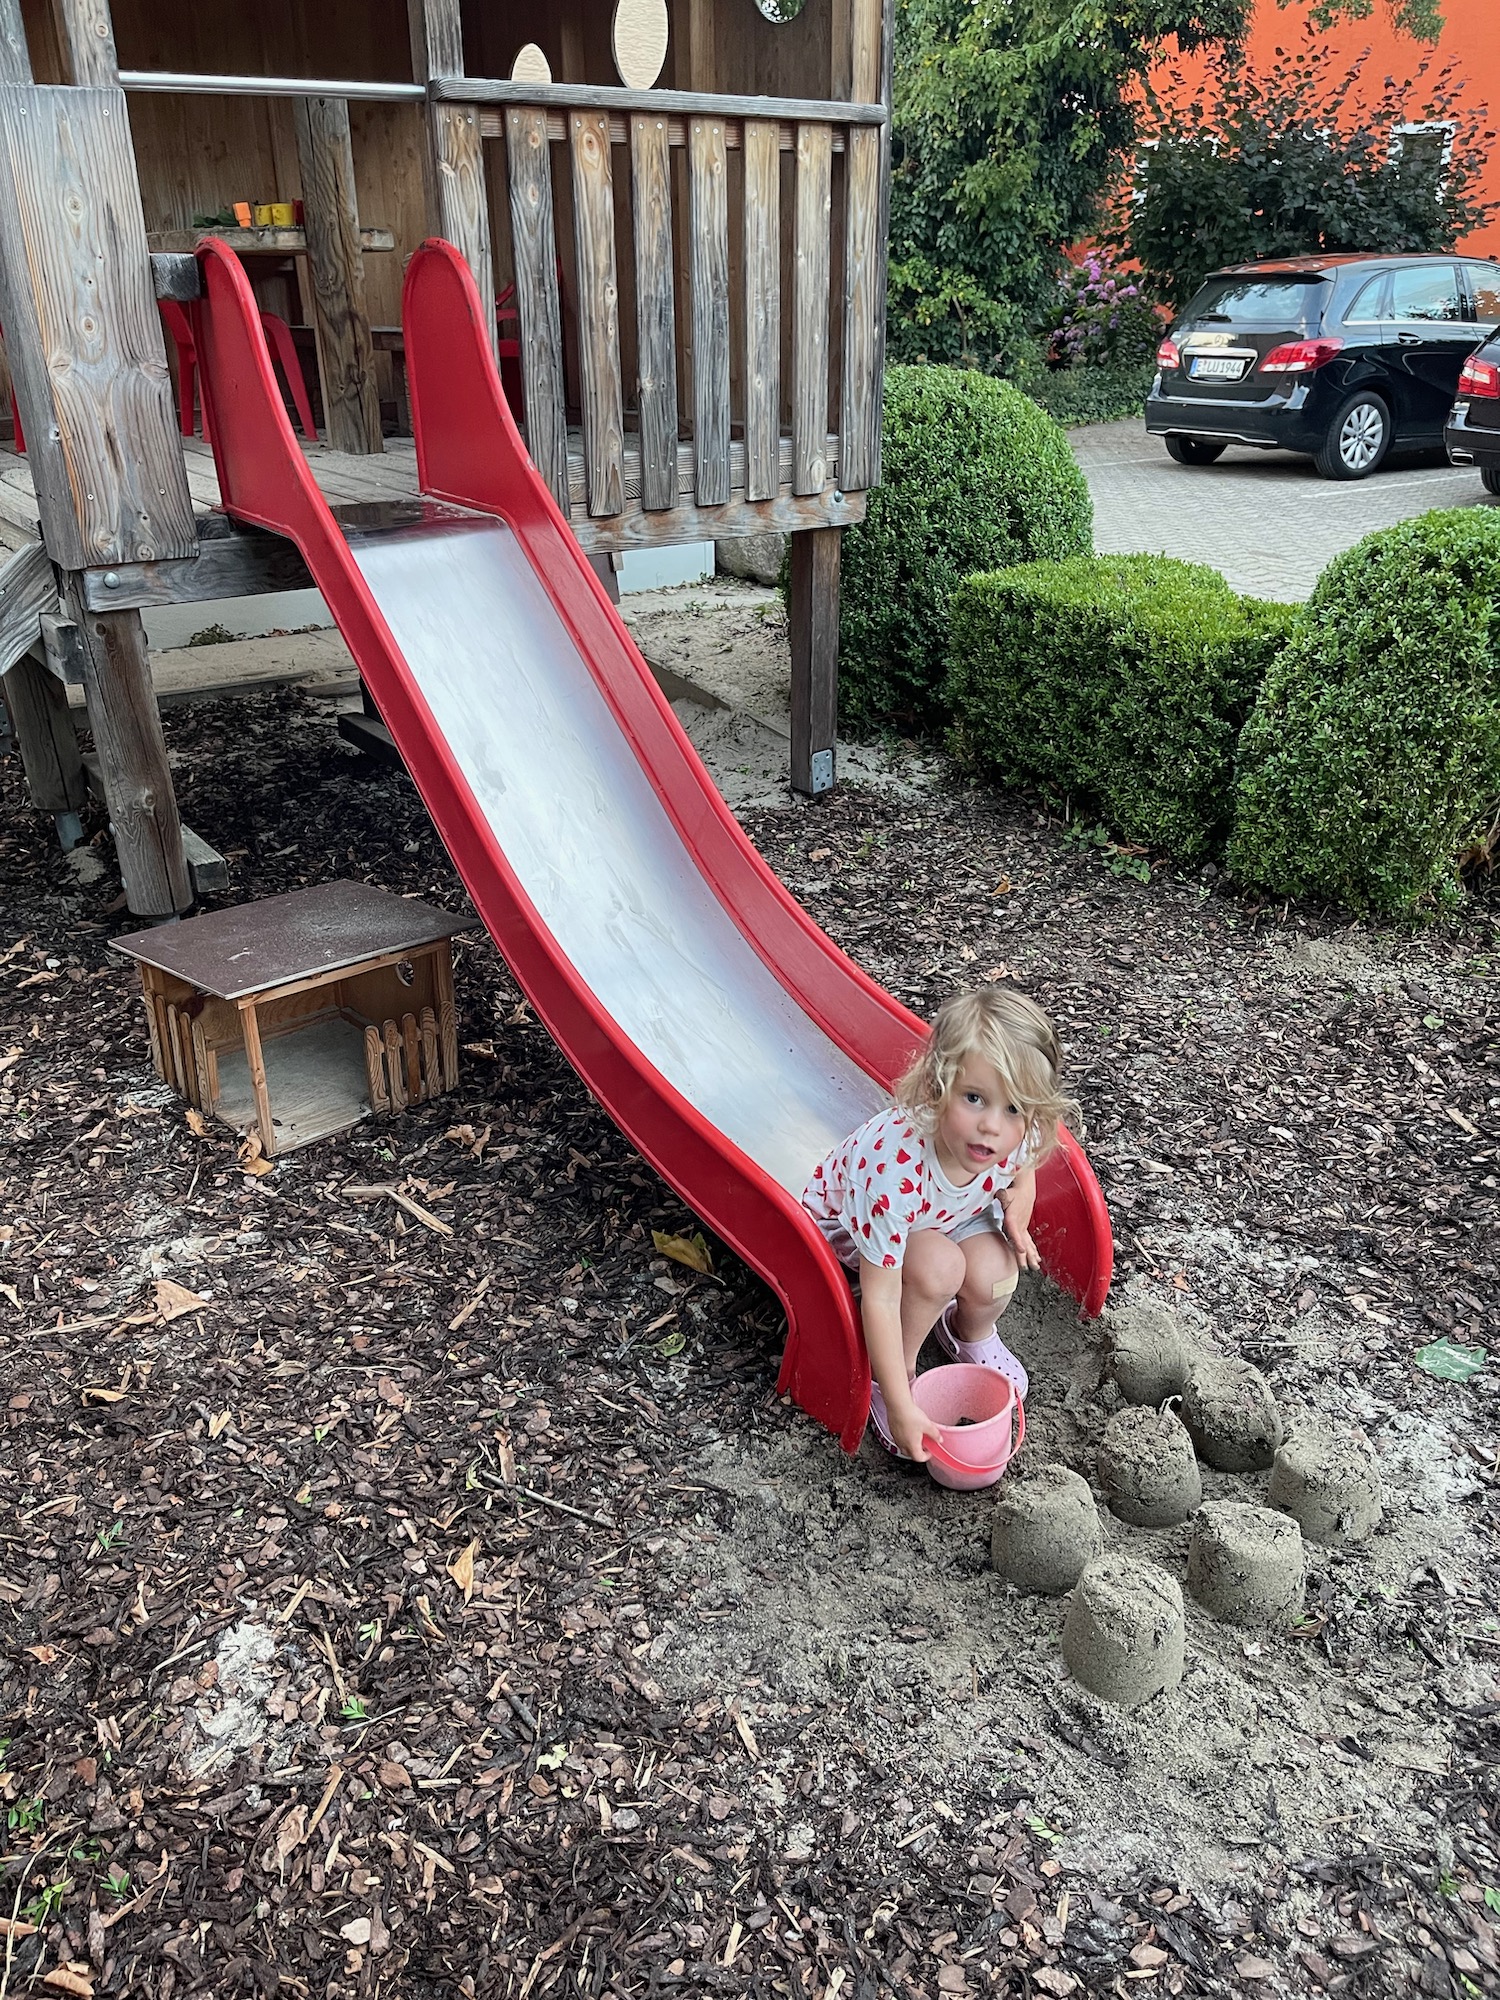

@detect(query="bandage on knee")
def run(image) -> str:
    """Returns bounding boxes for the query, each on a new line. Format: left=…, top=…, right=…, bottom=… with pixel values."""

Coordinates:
left=992, top=1272, right=1018, bottom=1301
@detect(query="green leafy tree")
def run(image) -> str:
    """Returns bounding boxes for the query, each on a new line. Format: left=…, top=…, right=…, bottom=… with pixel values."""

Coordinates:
left=1124, top=41, right=1495, bottom=305
left=889, top=0, right=1449, bottom=365
left=888, top=0, right=1247, bottom=365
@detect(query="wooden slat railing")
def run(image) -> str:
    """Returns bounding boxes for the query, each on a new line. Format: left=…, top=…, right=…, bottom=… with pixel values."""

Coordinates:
left=475, top=86, right=886, bottom=531
left=569, top=110, right=624, bottom=517
left=630, top=113, right=678, bottom=512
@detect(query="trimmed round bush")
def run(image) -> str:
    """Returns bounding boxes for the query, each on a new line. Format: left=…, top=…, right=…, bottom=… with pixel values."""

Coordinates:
left=945, top=554, right=1293, bottom=860
left=837, top=365, right=1092, bottom=729
left=1230, top=511, right=1500, bottom=915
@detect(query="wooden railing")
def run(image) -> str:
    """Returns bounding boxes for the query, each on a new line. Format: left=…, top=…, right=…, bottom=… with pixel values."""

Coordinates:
left=445, top=78, right=887, bottom=537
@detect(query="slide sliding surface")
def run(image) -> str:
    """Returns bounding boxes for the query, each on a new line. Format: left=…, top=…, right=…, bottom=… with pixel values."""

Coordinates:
left=191, top=237, right=1112, bottom=1452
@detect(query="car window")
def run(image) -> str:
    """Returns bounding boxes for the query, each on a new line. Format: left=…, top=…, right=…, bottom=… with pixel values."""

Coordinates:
left=1185, top=276, right=1327, bottom=328
left=1465, top=263, right=1500, bottom=324
left=1388, top=264, right=1464, bottom=323
left=1344, top=275, right=1387, bottom=323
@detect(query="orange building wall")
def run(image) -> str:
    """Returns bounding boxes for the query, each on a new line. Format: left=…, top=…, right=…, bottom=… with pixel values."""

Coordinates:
left=1156, top=0, right=1500, bottom=256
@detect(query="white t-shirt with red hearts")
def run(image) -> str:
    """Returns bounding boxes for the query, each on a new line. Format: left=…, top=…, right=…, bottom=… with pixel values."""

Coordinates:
left=801, top=1104, right=1028, bottom=1271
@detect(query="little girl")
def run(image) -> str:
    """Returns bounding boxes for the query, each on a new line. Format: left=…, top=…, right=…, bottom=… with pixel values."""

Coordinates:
left=802, top=987, right=1076, bottom=1463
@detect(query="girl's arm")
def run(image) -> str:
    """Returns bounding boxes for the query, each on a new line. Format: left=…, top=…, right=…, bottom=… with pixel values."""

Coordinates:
left=859, top=1260, right=945, bottom=1461
left=999, top=1167, right=1041, bottom=1270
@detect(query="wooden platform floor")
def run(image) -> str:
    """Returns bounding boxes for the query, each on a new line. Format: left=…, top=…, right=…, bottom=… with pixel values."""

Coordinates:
left=0, top=435, right=422, bottom=553
left=0, top=426, right=846, bottom=555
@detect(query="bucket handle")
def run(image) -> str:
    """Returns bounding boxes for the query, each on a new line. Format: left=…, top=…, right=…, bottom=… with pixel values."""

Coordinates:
left=924, top=1393, right=1025, bottom=1477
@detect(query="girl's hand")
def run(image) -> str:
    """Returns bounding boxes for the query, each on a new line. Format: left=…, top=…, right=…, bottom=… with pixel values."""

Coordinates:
left=1007, top=1223, right=1042, bottom=1272
left=890, top=1400, right=946, bottom=1463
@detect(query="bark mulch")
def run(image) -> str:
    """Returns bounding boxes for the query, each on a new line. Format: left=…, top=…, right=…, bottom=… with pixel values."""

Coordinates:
left=0, top=688, right=1496, bottom=2000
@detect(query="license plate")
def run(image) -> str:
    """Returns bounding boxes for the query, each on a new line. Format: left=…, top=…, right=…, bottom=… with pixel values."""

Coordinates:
left=1190, top=355, right=1247, bottom=381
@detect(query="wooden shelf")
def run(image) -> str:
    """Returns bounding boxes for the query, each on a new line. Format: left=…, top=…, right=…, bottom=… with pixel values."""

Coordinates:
left=146, top=225, right=396, bottom=255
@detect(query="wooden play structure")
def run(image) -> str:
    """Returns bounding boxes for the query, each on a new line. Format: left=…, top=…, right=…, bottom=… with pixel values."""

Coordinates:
left=0, top=0, right=894, bottom=918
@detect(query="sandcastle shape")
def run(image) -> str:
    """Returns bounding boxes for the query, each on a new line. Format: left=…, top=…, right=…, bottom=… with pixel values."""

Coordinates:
left=1062, top=1556, right=1186, bottom=1707
left=990, top=1465, right=1102, bottom=1595
left=1181, top=1356, right=1283, bottom=1472
left=1187, top=1500, right=1306, bottom=1627
left=1097, top=1405, right=1202, bottom=1528
left=1268, top=1428, right=1383, bottom=1547
left=1106, top=1303, right=1195, bottom=1407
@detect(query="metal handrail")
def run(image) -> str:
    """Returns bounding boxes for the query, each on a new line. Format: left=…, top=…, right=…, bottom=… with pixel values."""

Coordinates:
left=118, top=70, right=425, bottom=101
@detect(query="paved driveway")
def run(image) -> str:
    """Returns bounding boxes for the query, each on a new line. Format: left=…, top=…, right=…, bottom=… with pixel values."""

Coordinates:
left=1072, top=419, right=1499, bottom=601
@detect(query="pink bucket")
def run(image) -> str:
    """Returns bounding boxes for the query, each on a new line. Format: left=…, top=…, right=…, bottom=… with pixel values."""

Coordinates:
left=910, top=1363, right=1026, bottom=1491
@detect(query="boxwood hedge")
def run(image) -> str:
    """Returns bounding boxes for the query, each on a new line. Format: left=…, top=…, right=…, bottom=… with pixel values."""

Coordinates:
left=837, top=365, right=1092, bottom=730
left=946, top=553, right=1294, bottom=860
left=1230, top=510, right=1500, bottom=915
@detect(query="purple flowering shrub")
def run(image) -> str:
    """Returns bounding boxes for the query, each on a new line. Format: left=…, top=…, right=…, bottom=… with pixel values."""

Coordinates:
left=1046, top=253, right=1164, bottom=369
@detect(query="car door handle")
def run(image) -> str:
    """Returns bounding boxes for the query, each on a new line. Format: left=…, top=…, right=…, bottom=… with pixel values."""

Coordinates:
left=1397, top=332, right=1425, bottom=344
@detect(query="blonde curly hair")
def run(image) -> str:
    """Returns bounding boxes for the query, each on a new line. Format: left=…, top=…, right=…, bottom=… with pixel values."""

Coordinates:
left=895, top=986, right=1078, bottom=1161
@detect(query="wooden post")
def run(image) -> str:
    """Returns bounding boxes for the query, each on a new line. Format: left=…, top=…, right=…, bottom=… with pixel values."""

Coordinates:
left=0, top=0, right=197, bottom=913
left=789, top=526, right=839, bottom=797
left=238, top=1000, right=277, bottom=1157
left=0, top=0, right=28, bottom=84
left=0, top=653, right=85, bottom=840
left=66, top=589, right=191, bottom=912
left=408, top=0, right=497, bottom=357
left=294, top=96, right=383, bottom=456
left=840, top=0, right=891, bottom=491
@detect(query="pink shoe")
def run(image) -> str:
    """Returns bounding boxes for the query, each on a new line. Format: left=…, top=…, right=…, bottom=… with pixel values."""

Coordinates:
left=867, top=1379, right=916, bottom=1459
left=932, top=1302, right=1029, bottom=1399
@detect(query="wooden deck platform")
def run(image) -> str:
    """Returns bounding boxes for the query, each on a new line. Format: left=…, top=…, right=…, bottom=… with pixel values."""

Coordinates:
left=0, top=424, right=858, bottom=565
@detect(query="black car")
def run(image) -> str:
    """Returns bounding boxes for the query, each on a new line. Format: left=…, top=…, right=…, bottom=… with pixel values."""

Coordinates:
left=1146, top=254, right=1500, bottom=479
left=1444, top=325, right=1500, bottom=495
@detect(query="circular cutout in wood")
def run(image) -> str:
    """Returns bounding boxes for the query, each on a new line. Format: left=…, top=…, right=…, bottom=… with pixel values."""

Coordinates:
left=611, top=0, right=669, bottom=89
left=510, top=43, right=553, bottom=84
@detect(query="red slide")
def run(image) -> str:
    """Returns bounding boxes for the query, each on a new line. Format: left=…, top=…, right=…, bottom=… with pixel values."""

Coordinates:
left=191, top=237, right=1112, bottom=1452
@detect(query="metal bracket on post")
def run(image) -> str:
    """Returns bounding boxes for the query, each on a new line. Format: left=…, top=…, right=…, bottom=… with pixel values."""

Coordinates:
left=151, top=252, right=203, bottom=301
left=808, top=748, right=834, bottom=794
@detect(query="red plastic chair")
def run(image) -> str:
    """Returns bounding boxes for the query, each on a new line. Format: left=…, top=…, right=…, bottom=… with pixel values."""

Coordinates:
left=493, top=282, right=527, bottom=422
left=160, top=300, right=318, bottom=442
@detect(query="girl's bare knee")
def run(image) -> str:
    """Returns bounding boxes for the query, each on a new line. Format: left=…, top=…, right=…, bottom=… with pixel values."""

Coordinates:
left=907, top=1231, right=966, bottom=1303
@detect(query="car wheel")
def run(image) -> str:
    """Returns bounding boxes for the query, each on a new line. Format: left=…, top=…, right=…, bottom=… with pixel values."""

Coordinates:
left=1315, top=394, right=1391, bottom=480
left=1482, top=466, right=1500, bottom=496
left=1164, top=436, right=1227, bottom=466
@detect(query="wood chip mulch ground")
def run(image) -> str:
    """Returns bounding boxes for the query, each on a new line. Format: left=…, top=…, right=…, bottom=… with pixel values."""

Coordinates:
left=1, top=688, right=1497, bottom=2000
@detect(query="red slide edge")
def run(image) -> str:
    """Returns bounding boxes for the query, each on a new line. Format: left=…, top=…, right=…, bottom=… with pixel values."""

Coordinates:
left=189, top=236, right=1111, bottom=1455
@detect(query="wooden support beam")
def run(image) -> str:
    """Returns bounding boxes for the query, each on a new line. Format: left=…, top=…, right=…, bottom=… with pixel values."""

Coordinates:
left=476, top=107, right=850, bottom=152
left=1, top=651, right=85, bottom=813
left=68, top=587, right=192, bottom=916
left=53, top=0, right=117, bottom=86
left=569, top=482, right=863, bottom=554
left=446, top=78, right=886, bottom=125
left=0, top=540, right=58, bottom=674
left=408, top=0, right=496, bottom=357
left=0, top=86, right=197, bottom=571
left=788, top=526, right=840, bottom=798
left=0, top=0, right=29, bottom=85
left=294, top=97, right=383, bottom=456
left=80, top=524, right=314, bottom=613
